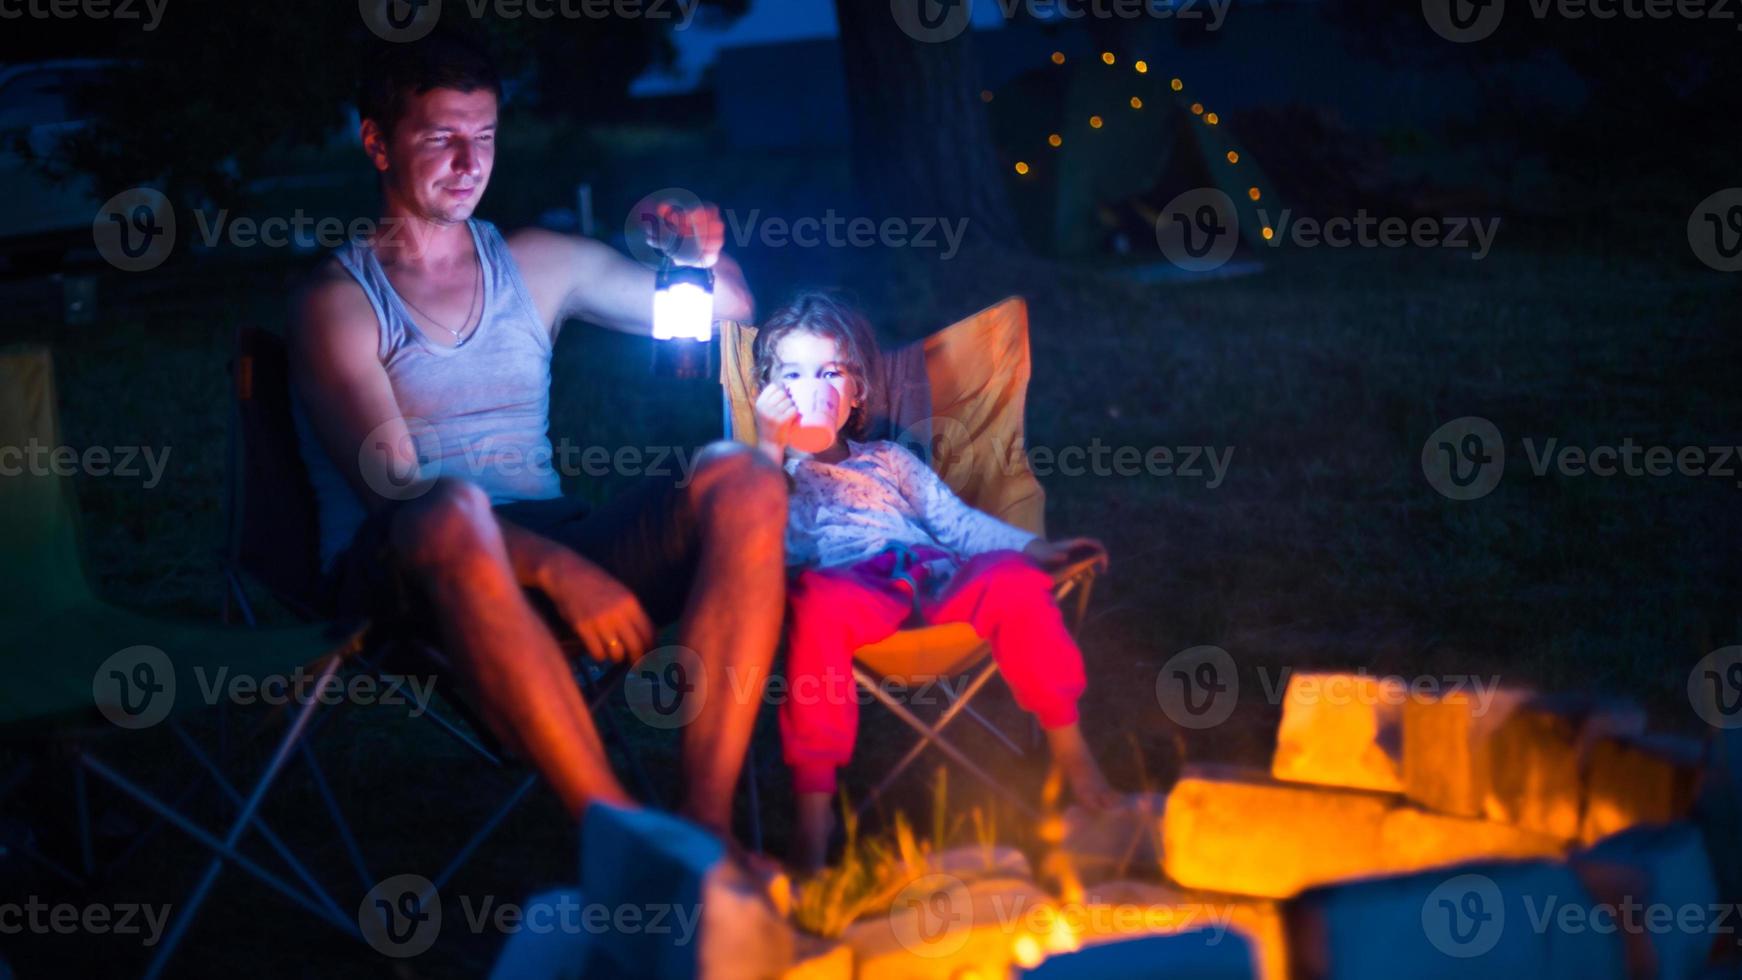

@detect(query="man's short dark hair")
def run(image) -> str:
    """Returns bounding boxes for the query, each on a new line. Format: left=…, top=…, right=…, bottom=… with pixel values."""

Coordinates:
left=358, top=31, right=502, bottom=137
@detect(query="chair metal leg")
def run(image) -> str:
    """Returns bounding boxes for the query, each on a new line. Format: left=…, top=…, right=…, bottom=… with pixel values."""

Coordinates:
left=299, top=742, right=374, bottom=895
left=164, top=722, right=350, bottom=927
left=430, top=773, right=540, bottom=896
left=138, top=653, right=350, bottom=980
left=852, top=663, right=1037, bottom=820
left=77, top=755, right=352, bottom=933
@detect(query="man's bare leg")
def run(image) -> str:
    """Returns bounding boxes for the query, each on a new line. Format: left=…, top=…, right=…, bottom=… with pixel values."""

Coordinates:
left=672, top=443, right=789, bottom=837
left=392, top=478, right=633, bottom=818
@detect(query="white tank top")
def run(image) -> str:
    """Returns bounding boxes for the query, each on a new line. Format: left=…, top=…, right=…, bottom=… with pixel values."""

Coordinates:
left=295, top=219, right=563, bottom=571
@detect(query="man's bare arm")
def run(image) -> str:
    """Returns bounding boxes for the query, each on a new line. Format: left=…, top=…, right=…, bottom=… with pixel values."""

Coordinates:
left=507, top=228, right=755, bottom=338
left=289, top=264, right=422, bottom=514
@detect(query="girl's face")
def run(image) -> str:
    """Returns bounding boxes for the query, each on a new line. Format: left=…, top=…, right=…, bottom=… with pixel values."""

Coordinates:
left=773, top=330, right=858, bottom=435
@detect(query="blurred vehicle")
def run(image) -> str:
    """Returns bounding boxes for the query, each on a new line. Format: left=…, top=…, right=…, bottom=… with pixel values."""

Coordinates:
left=0, top=60, right=113, bottom=271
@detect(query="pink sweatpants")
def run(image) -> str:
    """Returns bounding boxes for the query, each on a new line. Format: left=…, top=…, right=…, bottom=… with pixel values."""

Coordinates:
left=779, top=548, right=1087, bottom=795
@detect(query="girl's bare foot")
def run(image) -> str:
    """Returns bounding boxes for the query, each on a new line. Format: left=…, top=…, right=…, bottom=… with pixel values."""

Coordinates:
left=1045, top=723, right=1122, bottom=810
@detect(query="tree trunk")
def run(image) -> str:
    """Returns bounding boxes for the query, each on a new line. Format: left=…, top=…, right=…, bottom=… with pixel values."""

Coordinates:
left=832, top=0, right=1024, bottom=252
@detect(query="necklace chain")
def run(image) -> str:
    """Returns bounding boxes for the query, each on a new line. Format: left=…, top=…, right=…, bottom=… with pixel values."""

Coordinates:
left=385, top=246, right=482, bottom=345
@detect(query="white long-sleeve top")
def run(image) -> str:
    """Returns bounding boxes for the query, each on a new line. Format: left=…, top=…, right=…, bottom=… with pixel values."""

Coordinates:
left=785, top=440, right=1038, bottom=577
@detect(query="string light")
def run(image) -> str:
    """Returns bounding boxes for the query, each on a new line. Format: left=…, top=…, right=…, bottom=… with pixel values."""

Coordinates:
left=1016, top=48, right=1273, bottom=255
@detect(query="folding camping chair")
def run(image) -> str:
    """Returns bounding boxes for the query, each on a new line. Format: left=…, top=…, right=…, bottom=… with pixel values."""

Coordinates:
left=0, top=345, right=369, bottom=978
left=719, top=297, right=1103, bottom=821
left=221, top=327, right=660, bottom=886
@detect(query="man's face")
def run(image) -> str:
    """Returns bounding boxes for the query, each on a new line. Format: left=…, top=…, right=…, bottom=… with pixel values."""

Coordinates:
left=366, top=87, right=498, bottom=225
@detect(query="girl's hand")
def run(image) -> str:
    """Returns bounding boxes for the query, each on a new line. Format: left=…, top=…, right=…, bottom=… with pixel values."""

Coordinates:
left=753, top=381, right=798, bottom=464
left=1024, top=536, right=1108, bottom=574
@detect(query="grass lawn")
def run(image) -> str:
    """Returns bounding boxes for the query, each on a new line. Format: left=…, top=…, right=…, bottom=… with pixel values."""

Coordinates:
left=1, top=168, right=1737, bottom=976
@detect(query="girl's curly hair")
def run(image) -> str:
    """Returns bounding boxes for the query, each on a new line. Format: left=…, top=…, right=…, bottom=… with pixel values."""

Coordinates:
left=753, top=289, right=883, bottom=441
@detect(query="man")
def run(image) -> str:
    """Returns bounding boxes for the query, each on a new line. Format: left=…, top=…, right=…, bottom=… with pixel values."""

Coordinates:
left=290, top=32, right=785, bottom=840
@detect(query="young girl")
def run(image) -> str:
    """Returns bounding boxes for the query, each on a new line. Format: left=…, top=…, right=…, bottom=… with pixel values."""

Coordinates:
left=752, top=290, right=1118, bottom=872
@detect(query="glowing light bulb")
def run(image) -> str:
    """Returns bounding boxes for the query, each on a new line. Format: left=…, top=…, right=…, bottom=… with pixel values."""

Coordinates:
left=1014, top=161, right=1030, bottom=175
left=1051, top=51, right=1065, bottom=64
left=1130, top=97, right=1143, bottom=109
left=1262, top=226, right=1275, bottom=240
left=1047, top=133, right=1062, bottom=147
left=1088, top=115, right=1103, bottom=129
left=1171, top=78, right=1183, bottom=92
left=1101, top=51, right=1115, bottom=65
left=1227, top=151, right=1239, bottom=164
left=1248, top=187, right=1261, bottom=201
left=1191, top=103, right=1204, bottom=115
left=1205, top=112, right=1219, bottom=125
left=1134, top=60, right=1148, bottom=73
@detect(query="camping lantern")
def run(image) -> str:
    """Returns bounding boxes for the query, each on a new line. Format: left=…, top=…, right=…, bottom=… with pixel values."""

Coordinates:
left=651, top=258, right=715, bottom=379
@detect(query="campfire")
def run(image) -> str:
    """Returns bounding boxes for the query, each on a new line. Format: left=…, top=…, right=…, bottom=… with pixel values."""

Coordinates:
left=750, top=671, right=1728, bottom=979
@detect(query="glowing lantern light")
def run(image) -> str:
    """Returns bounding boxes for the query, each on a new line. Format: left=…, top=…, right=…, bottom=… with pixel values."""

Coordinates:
left=1088, top=115, right=1103, bottom=129
left=1101, top=51, right=1115, bottom=65
left=1051, top=51, right=1065, bottom=64
left=1014, top=161, right=1030, bottom=175
left=1130, top=96, right=1143, bottom=109
left=1191, top=102, right=1204, bottom=115
left=652, top=261, right=714, bottom=343
left=1171, top=78, right=1183, bottom=91
left=1227, top=150, right=1240, bottom=164
left=1134, top=59, right=1148, bottom=73
left=1047, top=133, right=1062, bottom=147
left=1206, top=112, right=1219, bottom=125
left=1248, top=187, right=1262, bottom=201
left=1262, top=226, right=1275, bottom=240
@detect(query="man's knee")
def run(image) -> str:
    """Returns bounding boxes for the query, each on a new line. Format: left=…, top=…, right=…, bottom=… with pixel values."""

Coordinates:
left=388, top=478, right=497, bottom=570
left=688, top=440, right=786, bottom=521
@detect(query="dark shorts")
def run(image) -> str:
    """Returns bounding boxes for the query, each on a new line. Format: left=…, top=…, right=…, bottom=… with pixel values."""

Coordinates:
left=326, top=471, right=700, bottom=635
